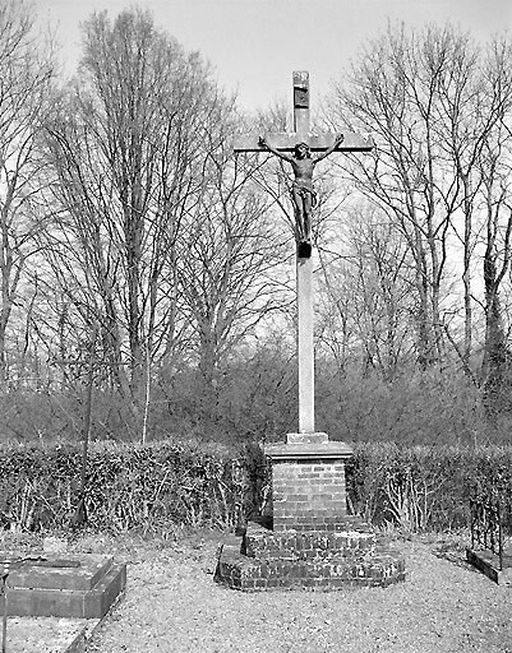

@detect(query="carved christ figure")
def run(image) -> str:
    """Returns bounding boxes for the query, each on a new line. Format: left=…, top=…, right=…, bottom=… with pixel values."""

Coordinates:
left=258, top=134, right=345, bottom=243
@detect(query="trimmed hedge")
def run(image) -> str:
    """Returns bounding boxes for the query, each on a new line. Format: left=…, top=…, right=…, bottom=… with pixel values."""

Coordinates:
left=0, top=441, right=266, bottom=535
left=1, top=441, right=512, bottom=534
left=346, top=443, right=512, bottom=531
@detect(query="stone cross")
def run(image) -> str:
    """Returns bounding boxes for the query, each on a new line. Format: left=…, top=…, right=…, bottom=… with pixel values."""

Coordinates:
left=234, top=72, right=373, bottom=433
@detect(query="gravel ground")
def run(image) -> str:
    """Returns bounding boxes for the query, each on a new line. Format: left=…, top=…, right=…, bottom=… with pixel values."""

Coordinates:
left=78, top=531, right=512, bottom=653
left=4, top=616, right=89, bottom=652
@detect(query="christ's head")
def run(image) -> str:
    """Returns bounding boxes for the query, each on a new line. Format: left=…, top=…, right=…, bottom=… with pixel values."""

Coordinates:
left=294, top=142, right=310, bottom=159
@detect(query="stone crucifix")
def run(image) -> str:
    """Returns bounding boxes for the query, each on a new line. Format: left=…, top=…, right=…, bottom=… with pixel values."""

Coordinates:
left=234, top=71, right=373, bottom=434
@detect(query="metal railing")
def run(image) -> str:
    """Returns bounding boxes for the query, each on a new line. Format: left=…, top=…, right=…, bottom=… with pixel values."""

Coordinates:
left=470, top=497, right=503, bottom=569
left=469, top=496, right=512, bottom=572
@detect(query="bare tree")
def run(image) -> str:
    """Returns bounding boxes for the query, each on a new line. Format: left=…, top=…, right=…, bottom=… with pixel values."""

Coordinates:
left=432, top=32, right=512, bottom=372
left=328, top=24, right=491, bottom=369
left=41, top=9, right=230, bottom=438
left=0, top=0, right=54, bottom=383
left=316, top=206, right=414, bottom=379
left=476, top=37, right=512, bottom=414
left=176, top=116, right=285, bottom=410
left=349, top=208, right=414, bottom=378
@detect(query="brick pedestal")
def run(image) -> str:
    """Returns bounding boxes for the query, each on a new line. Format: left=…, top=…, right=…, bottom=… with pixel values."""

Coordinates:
left=215, top=432, right=406, bottom=591
left=266, top=432, right=352, bottom=531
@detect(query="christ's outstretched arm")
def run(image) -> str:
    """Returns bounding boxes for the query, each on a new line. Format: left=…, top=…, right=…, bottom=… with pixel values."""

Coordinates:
left=258, top=136, right=294, bottom=163
left=313, top=133, right=345, bottom=162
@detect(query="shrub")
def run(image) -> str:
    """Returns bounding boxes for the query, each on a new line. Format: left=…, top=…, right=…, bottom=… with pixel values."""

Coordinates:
left=346, top=443, right=512, bottom=531
left=1, top=441, right=512, bottom=536
left=0, top=440, right=264, bottom=535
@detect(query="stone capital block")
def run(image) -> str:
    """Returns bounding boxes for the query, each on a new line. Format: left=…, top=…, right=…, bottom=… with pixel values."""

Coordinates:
left=286, top=432, right=328, bottom=445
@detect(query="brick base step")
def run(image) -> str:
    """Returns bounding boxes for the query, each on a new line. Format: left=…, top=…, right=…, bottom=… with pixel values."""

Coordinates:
left=243, top=519, right=376, bottom=561
left=216, top=540, right=405, bottom=591
left=215, top=522, right=406, bottom=591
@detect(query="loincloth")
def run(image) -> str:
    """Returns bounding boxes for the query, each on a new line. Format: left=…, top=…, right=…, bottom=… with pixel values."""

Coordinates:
left=292, top=181, right=317, bottom=207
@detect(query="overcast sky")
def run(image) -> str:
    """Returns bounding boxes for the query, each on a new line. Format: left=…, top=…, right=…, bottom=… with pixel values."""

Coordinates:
left=34, top=0, right=512, bottom=112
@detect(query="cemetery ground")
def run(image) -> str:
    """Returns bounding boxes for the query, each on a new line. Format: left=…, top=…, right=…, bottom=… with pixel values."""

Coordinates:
left=1, top=527, right=511, bottom=653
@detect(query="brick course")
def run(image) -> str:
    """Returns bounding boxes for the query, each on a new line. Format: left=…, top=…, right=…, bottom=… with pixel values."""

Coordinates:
left=215, top=525, right=406, bottom=591
left=272, top=459, right=348, bottom=531
left=243, top=521, right=376, bottom=560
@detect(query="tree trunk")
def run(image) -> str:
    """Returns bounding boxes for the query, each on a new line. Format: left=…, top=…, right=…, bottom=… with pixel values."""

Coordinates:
left=481, top=213, right=512, bottom=416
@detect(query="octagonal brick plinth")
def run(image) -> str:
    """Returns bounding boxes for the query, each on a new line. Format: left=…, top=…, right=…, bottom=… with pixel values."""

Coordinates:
left=215, top=521, right=406, bottom=591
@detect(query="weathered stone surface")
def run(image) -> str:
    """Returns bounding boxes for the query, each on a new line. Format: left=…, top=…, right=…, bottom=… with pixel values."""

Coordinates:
left=286, top=432, right=328, bottom=445
left=8, top=554, right=112, bottom=591
left=0, top=553, right=126, bottom=618
left=216, top=437, right=406, bottom=592
left=233, top=132, right=374, bottom=153
left=265, top=441, right=353, bottom=460
left=216, top=435, right=406, bottom=590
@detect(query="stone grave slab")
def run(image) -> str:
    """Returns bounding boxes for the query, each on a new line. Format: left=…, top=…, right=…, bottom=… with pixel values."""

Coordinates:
left=0, top=552, right=126, bottom=618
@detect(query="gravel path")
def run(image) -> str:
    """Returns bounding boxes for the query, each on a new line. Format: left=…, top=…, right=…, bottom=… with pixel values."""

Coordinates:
left=82, top=532, right=512, bottom=653
left=4, top=616, right=88, bottom=652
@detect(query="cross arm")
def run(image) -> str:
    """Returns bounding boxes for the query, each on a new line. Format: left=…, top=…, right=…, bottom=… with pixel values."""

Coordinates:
left=233, top=132, right=374, bottom=154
